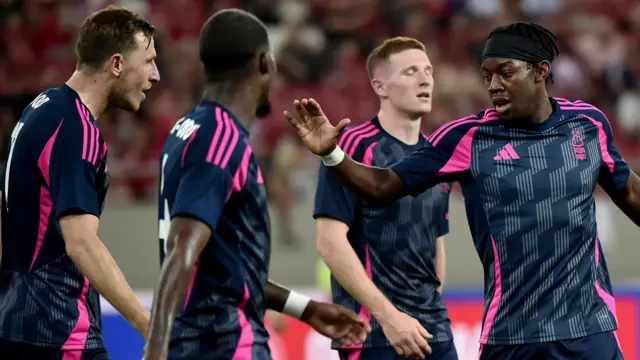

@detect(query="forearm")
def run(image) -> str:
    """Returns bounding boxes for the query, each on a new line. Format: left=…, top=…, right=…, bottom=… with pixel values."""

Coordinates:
left=331, top=156, right=405, bottom=204
left=266, top=280, right=317, bottom=323
left=318, top=236, right=395, bottom=320
left=145, top=250, right=194, bottom=352
left=66, top=237, right=148, bottom=333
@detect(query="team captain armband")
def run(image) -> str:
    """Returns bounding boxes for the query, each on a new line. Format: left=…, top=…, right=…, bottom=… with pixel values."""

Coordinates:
left=282, top=291, right=311, bottom=319
left=321, top=146, right=345, bottom=167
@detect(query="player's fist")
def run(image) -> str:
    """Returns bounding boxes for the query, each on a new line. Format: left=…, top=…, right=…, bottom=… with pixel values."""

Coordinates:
left=378, top=309, right=433, bottom=359
left=283, top=98, right=351, bottom=156
left=300, top=300, right=371, bottom=346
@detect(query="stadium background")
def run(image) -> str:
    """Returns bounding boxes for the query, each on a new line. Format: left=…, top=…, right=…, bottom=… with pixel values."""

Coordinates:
left=3, top=0, right=640, bottom=359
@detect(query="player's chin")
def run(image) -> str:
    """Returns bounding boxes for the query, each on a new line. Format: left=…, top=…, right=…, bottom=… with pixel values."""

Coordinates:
left=408, top=103, right=431, bottom=117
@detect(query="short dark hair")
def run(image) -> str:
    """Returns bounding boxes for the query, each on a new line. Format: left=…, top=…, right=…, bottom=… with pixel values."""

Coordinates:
left=76, top=5, right=155, bottom=69
left=488, top=22, right=559, bottom=82
left=199, top=9, right=269, bottom=80
left=366, top=37, right=426, bottom=79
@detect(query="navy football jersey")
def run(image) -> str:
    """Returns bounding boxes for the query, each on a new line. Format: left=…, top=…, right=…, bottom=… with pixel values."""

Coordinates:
left=0, top=85, right=108, bottom=349
left=314, top=117, right=453, bottom=349
left=391, top=98, right=629, bottom=345
left=158, top=101, right=271, bottom=359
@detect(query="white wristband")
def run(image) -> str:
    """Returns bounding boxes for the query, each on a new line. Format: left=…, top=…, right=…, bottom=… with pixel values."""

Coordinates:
left=282, top=291, right=311, bottom=319
left=321, top=146, right=345, bottom=167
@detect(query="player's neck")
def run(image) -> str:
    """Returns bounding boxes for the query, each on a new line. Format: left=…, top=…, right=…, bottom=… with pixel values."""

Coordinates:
left=377, top=106, right=422, bottom=146
left=529, top=94, right=554, bottom=124
left=202, top=83, right=255, bottom=131
left=66, top=70, right=110, bottom=119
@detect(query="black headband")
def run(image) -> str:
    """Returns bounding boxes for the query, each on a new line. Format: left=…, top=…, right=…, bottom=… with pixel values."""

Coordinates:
left=481, top=33, right=553, bottom=63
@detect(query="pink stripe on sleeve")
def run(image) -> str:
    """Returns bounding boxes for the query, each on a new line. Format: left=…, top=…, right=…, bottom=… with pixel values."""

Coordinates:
left=347, top=129, right=380, bottom=158
left=206, top=107, right=225, bottom=163
left=342, top=123, right=375, bottom=154
left=214, top=111, right=234, bottom=166
left=338, top=122, right=373, bottom=148
left=220, top=114, right=240, bottom=169
left=75, top=100, right=89, bottom=161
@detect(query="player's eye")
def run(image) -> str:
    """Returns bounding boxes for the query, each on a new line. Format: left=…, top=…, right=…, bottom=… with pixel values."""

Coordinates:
left=405, top=68, right=416, bottom=75
left=501, top=71, right=513, bottom=78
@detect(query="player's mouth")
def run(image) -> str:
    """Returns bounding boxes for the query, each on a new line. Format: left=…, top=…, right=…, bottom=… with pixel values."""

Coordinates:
left=417, top=92, right=431, bottom=101
left=492, top=98, right=510, bottom=113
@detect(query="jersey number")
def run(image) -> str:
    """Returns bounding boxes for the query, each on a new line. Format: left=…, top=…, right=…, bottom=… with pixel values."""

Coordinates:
left=159, top=154, right=170, bottom=255
left=4, top=121, right=25, bottom=211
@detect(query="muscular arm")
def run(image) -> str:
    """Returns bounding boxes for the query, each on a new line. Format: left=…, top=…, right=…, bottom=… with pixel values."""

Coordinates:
left=435, top=236, right=446, bottom=293
left=609, top=171, right=640, bottom=227
left=145, top=216, right=211, bottom=354
left=315, top=218, right=397, bottom=320
left=330, top=156, right=409, bottom=204
left=60, top=214, right=148, bottom=334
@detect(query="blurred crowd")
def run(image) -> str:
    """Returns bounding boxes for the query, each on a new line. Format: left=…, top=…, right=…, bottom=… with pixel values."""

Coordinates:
left=2, top=0, right=640, bottom=243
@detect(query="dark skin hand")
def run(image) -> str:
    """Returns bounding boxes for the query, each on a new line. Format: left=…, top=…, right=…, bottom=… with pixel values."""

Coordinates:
left=283, top=99, right=409, bottom=204
left=143, top=216, right=371, bottom=360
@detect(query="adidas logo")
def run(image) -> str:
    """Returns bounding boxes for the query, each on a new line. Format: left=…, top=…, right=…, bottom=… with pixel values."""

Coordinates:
left=493, top=144, right=520, bottom=161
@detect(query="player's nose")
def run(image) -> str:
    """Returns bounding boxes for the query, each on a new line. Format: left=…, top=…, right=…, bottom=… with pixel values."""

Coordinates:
left=150, top=63, right=160, bottom=83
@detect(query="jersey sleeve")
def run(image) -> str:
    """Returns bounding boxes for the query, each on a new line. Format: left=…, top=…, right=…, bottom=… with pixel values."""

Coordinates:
left=436, top=184, right=451, bottom=237
left=313, top=138, right=376, bottom=226
left=313, top=162, right=359, bottom=226
left=48, top=114, right=100, bottom=219
left=391, top=121, right=477, bottom=197
left=170, top=127, right=247, bottom=232
left=594, top=113, right=631, bottom=194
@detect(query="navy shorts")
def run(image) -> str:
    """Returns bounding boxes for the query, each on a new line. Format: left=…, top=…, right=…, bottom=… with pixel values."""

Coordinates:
left=0, top=339, right=110, bottom=360
left=338, top=341, right=458, bottom=360
left=479, top=331, right=623, bottom=360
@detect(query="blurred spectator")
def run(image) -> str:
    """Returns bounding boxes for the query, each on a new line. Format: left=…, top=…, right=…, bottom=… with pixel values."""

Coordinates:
left=1, top=0, right=639, bottom=209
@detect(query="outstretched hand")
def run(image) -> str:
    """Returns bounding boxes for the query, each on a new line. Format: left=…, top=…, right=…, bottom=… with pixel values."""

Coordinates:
left=301, top=301, right=371, bottom=346
left=283, top=98, right=351, bottom=156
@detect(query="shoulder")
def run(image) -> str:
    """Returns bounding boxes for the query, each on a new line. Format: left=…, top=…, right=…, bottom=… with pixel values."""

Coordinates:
left=427, top=108, right=500, bottom=146
left=179, top=105, right=249, bottom=168
left=554, top=97, right=610, bottom=125
left=338, top=120, right=383, bottom=161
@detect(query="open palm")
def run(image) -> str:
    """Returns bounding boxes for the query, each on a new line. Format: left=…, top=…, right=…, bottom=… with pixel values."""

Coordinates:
left=283, top=98, right=351, bottom=156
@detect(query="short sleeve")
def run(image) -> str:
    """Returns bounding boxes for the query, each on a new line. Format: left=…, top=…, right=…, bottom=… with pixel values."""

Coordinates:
left=596, top=115, right=631, bottom=194
left=170, top=128, right=246, bottom=232
left=436, top=184, right=451, bottom=237
left=48, top=116, right=100, bottom=219
left=391, top=121, right=477, bottom=197
left=313, top=163, right=359, bottom=226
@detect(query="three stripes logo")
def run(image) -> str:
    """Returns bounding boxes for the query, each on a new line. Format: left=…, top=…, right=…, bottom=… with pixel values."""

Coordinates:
left=493, top=143, right=519, bottom=161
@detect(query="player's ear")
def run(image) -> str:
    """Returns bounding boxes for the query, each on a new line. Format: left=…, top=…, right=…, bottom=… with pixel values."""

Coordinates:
left=535, top=61, right=551, bottom=83
left=258, top=52, right=275, bottom=77
left=108, top=54, right=125, bottom=78
left=371, top=79, right=387, bottom=97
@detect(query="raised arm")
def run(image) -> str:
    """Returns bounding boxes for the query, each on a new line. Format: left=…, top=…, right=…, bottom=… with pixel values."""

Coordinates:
left=284, top=99, right=474, bottom=201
